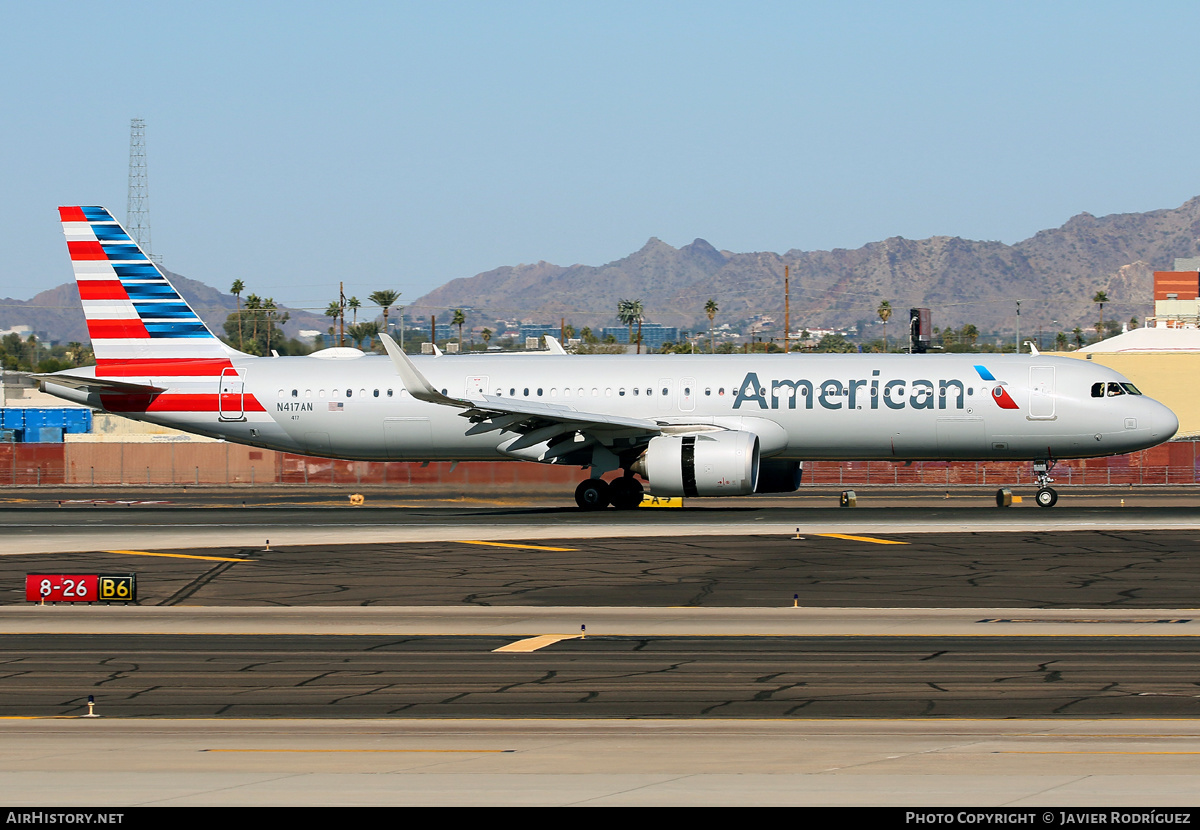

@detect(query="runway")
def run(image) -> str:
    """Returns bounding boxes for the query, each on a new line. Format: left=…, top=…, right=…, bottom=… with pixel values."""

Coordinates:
left=5, top=718, right=1200, bottom=806
left=4, top=492, right=1200, bottom=804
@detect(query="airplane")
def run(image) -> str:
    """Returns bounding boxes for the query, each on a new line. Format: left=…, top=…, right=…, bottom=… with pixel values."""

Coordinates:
left=37, top=206, right=1180, bottom=509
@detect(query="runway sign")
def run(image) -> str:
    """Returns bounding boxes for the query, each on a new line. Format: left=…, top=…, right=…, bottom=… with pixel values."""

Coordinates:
left=26, top=574, right=136, bottom=603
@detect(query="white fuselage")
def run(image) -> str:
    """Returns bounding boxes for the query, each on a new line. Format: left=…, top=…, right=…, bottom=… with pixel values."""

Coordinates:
left=46, top=351, right=1179, bottom=464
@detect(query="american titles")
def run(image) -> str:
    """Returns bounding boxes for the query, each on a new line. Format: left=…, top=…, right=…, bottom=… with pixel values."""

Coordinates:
left=732, top=370, right=972, bottom=411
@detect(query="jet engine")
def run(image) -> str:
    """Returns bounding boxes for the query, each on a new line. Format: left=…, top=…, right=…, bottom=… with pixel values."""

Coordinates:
left=755, top=459, right=803, bottom=493
left=631, top=431, right=759, bottom=497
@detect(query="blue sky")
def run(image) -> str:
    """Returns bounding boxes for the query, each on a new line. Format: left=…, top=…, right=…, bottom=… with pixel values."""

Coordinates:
left=3, top=1, right=1198, bottom=315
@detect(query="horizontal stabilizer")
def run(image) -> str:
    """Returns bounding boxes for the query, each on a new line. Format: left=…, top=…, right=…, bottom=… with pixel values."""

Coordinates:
left=34, top=373, right=166, bottom=395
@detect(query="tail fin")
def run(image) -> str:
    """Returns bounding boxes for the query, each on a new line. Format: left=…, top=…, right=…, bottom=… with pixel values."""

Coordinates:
left=59, top=206, right=233, bottom=370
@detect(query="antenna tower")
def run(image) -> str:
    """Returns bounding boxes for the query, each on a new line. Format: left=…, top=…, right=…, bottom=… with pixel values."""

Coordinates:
left=126, top=118, right=153, bottom=258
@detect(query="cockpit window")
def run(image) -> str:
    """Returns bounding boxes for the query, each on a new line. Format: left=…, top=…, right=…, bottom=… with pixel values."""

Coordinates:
left=1091, top=382, right=1104, bottom=398
left=1107, top=382, right=1125, bottom=396
left=1121, top=383, right=1142, bottom=395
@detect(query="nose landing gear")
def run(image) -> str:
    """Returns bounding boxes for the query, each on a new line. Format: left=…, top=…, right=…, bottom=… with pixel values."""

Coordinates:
left=1033, top=459, right=1058, bottom=508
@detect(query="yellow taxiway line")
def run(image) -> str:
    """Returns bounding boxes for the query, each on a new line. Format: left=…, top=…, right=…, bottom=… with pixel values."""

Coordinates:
left=815, top=533, right=909, bottom=545
left=104, top=550, right=251, bottom=562
left=457, top=541, right=578, bottom=552
left=492, top=634, right=580, bottom=653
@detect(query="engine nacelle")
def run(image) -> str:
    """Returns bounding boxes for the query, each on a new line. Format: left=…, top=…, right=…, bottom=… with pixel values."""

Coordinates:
left=632, top=431, right=759, bottom=497
left=755, top=459, right=803, bottom=493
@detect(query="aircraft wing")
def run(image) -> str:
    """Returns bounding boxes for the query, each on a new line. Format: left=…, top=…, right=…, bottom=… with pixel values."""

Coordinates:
left=34, top=373, right=166, bottom=395
left=379, top=333, right=661, bottom=443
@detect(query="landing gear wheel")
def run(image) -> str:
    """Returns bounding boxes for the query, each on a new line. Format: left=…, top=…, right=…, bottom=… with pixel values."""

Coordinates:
left=1035, top=487, right=1058, bottom=508
left=574, top=479, right=611, bottom=510
left=609, top=477, right=645, bottom=510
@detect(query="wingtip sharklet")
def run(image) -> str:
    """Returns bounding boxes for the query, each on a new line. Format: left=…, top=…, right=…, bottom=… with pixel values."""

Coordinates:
left=379, top=333, right=468, bottom=409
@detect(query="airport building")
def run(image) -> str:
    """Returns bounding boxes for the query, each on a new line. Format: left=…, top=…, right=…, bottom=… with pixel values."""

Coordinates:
left=1149, top=257, right=1200, bottom=328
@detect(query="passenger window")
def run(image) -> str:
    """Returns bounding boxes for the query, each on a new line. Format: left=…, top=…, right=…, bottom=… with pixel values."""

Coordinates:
left=523, top=388, right=529, bottom=396
left=387, top=389, right=393, bottom=397
left=619, top=388, right=626, bottom=396
left=662, top=387, right=669, bottom=396
left=537, top=388, right=543, bottom=396
left=346, top=389, right=352, bottom=398
left=705, top=388, right=711, bottom=396
left=277, top=390, right=285, bottom=398
left=510, top=388, right=516, bottom=396
left=360, top=389, right=367, bottom=398
left=718, top=388, right=725, bottom=396
left=319, top=389, right=326, bottom=398
left=632, top=388, right=639, bottom=396
left=605, top=388, right=612, bottom=397
left=551, top=388, right=558, bottom=397
left=646, top=388, right=653, bottom=396
left=373, top=389, right=379, bottom=397
left=305, top=390, right=312, bottom=398
left=291, top=389, right=298, bottom=397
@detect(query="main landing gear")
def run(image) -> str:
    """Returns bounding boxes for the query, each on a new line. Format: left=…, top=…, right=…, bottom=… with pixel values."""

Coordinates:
left=574, top=474, right=645, bottom=511
left=1033, top=459, right=1058, bottom=508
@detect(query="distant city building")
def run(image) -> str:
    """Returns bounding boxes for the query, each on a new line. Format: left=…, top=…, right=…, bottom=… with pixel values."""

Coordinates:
left=518, top=324, right=562, bottom=341
left=600, top=324, right=679, bottom=350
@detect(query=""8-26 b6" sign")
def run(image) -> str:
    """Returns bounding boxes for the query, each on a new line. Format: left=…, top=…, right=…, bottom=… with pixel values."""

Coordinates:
left=26, top=574, right=137, bottom=603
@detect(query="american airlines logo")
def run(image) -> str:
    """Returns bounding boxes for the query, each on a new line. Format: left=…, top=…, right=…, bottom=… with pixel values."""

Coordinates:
left=731, top=368, right=1016, bottom=412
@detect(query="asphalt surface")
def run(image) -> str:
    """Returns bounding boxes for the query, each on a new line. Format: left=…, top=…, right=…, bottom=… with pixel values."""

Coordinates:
left=4, top=529, right=1200, bottom=608
left=5, top=633, right=1200, bottom=719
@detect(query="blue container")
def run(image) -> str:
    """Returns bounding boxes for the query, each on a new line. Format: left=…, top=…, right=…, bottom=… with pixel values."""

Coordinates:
left=32, top=409, right=66, bottom=429
left=0, top=409, right=23, bottom=429
left=63, top=409, right=91, bottom=433
left=35, top=427, right=63, bottom=443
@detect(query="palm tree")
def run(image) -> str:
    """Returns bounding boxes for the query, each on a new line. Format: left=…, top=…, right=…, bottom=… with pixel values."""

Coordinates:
left=452, top=309, right=466, bottom=349
left=705, top=298, right=719, bottom=353
left=960, top=323, right=979, bottom=348
left=1055, top=331, right=1069, bottom=351
left=65, top=342, right=84, bottom=366
left=264, top=297, right=276, bottom=350
left=618, top=299, right=643, bottom=351
left=230, top=279, right=245, bottom=350
left=481, top=328, right=492, bottom=349
left=1093, top=290, right=1109, bottom=333
left=348, top=320, right=380, bottom=351
left=1073, top=326, right=1085, bottom=347
left=877, top=300, right=893, bottom=352
left=245, top=294, right=262, bottom=353
left=348, top=296, right=361, bottom=325
left=368, top=289, right=400, bottom=336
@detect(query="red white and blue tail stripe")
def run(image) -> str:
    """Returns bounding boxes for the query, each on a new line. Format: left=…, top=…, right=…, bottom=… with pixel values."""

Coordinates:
left=59, top=206, right=233, bottom=372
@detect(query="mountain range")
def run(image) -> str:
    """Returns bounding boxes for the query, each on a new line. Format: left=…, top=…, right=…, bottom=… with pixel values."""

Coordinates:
left=6, top=197, right=1200, bottom=343
left=409, top=197, right=1200, bottom=336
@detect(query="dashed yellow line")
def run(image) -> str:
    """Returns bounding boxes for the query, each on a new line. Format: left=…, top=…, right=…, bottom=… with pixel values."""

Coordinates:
left=105, top=550, right=251, bottom=562
left=457, top=541, right=577, bottom=552
left=815, top=533, right=908, bottom=545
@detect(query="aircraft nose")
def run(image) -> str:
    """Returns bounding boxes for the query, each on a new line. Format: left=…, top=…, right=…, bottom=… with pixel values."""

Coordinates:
left=1148, top=401, right=1179, bottom=441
